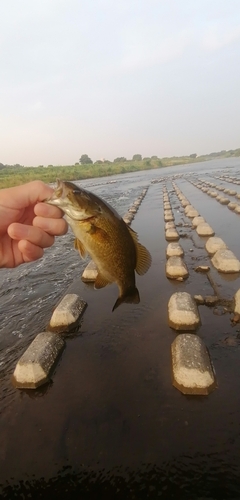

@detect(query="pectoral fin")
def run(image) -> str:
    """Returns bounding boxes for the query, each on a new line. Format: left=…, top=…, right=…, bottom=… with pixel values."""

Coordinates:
left=74, top=238, right=87, bottom=258
left=127, top=226, right=152, bottom=275
left=94, top=272, right=111, bottom=289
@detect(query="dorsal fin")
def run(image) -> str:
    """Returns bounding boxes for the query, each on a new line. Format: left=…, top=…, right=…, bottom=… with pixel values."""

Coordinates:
left=127, top=226, right=152, bottom=275
left=74, top=238, right=87, bottom=258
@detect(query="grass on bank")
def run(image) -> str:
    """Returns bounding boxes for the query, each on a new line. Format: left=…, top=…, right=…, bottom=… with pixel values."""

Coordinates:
left=0, top=150, right=240, bottom=189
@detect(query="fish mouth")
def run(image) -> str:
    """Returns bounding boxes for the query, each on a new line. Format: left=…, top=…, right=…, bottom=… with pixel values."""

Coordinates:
left=45, top=179, right=97, bottom=222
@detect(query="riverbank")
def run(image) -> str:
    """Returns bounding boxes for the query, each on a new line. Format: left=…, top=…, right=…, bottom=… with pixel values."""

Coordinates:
left=1, top=149, right=239, bottom=188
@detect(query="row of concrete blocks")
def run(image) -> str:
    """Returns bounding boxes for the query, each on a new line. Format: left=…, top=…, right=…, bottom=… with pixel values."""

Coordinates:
left=164, top=183, right=236, bottom=395
left=169, top=286, right=240, bottom=395
left=162, top=186, right=216, bottom=394
left=173, top=182, right=240, bottom=273
left=214, top=174, right=240, bottom=186
left=194, top=178, right=240, bottom=214
left=12, top=188, right=150, bottom=390
left=162, top=185, right=180, bottom=242
left=12, top=293, right=87, bottom=389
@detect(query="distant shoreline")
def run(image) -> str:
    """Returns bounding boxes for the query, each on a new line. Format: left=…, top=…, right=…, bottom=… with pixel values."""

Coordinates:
left=0, top=150, right=239, bottom=189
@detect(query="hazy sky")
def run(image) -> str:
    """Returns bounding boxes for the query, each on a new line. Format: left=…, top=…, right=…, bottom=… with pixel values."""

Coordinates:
left=1, top=0, right=240, bottom=166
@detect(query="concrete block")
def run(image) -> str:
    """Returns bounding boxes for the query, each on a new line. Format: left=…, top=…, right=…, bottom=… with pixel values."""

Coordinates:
left=168, top=292, right=201, bottom=331
left=164, top=213, right=174, bottom=222
left=166, top=256, right=188, bottom=279
left=165, top=221, right=175, bottom=230
left=171, top=334, right=216, bottom=395
left=205, top=237, right=227, bottom=255
left=219, top=197, right=230, bottom=205
left=12, top=332, right=65, bottom=389
left=196, top=223, right=215, bottom=237
left=234, top=205, right=240, bottom=214
left=234, top=289, right=240, bottom=314
left=49, top=294, right=87, bottom=332
left=212, top=249, right=240, bottom=273
left=166, top=242, right=184, bottom=258
left=165, top=228, right=179, bottom=241
left=82, top=260, right=98, bottom=282
left=192, top=216, right=205, bottom=227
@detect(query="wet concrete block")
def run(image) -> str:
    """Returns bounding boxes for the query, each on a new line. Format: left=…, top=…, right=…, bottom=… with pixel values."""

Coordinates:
left=205, top=236, right=227, bottom=255
left=227, top=202, right=237, bottom=210
left=82, top=260, right=98, bottom=282
left=219, top=197, right=230, bottom=205
left=196, top=223, right=215, bottom=237
left=12, top=332, right=65, bottom=389
left=164, top=203, right=171, bottom=210
left=234, top=205, right=240, bottom=214
left=49, top=294, right=87, bottom=332
left=165, top=221, right=175, bottom=230
left=165, top=228, right=179, bottom=241
left=168, top=292, right=201, bottom=331
left=166, top=242, right=184, bottom=258
left=164, top=213, right=174, bottom=222
left=171, top=334, right=216, bottom=395
left=166, top=256, right=188, bottom=279
left=212, top=249, right=240, bottom=273
left=186, top=208, right=199, bottom=218
left=192, top=216, right=205, bottom=227
left=184, top=205, right=193, bottom=215
left=234, top=289, right=240, bottom=314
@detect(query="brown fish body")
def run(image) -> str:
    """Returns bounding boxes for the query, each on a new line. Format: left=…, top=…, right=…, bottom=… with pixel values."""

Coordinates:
left=46, top=181, right=151, bottom=311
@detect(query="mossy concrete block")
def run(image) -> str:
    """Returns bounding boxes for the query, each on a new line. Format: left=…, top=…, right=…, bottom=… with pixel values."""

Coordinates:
left=212, top=249, right=240, bottom=273
left=49, top=294, right=87, bottom=332
left=12, top=332, right=65, bottom=389
left=171, top=334, right=216, bottom=395
left=168, top=292, right=201, bottom=331
left=205, top=237, right=227, bottom=255
left=196, top=223, right=215, bottom=237
left=166, top=256, right=188, bottom=279
left=166, top=242, right=184, bottom=258
left=82, top=260, right=98, bottom=282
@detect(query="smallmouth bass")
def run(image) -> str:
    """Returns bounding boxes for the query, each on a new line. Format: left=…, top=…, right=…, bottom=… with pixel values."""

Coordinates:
left=46, top=180, right=151, bottom=311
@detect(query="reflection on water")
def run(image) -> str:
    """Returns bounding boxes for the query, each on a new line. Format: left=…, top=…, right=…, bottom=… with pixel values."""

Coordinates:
left=1, top=158, right=240, bottom=498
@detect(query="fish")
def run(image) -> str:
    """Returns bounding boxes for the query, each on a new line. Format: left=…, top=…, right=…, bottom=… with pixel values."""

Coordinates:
left=46, top=180, right=151, bottom=311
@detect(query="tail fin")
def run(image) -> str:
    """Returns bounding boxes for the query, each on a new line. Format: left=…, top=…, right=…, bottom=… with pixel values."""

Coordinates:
left=112, top=286, right=140, bottom=312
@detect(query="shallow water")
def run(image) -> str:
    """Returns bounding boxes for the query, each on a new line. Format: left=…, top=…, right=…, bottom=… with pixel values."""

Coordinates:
left=1, top=158, right=240, bottom=499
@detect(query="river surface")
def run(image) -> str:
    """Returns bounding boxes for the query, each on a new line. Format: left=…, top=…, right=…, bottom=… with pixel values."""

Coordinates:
left=1, top=158, right=240, bottom=498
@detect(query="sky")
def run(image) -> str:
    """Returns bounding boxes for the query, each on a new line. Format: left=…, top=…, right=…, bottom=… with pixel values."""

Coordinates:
left=0, top=0, right=240, bottom=166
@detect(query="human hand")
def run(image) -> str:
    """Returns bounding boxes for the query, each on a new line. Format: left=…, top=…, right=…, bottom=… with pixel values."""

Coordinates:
left=0, top=180, right=68, bottom=268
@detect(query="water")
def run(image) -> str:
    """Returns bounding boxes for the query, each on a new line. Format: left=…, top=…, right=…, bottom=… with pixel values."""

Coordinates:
left=1, top=158, right=240, bottom=498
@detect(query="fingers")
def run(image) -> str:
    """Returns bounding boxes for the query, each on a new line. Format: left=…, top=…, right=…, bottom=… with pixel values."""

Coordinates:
left=34, top=202, right=63, bottom=218
left=33, top=216, right=68, bottom=236
left=0, top=181, right=54, bottom=209
left=17, top=240, right=44, bottom=263
left=8, top=223, right=54, bottom=248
